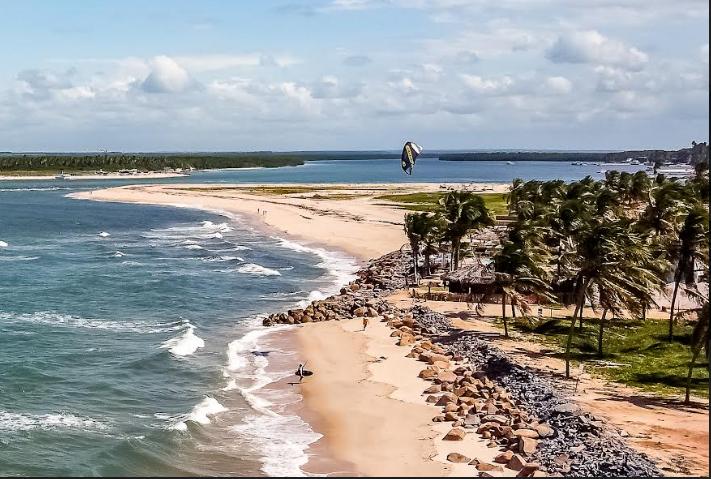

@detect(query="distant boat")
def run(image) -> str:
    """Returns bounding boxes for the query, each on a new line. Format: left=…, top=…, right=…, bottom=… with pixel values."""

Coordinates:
left=597, top=169, right=607, bottom=174
left=506, top=161, right=515, bottom=165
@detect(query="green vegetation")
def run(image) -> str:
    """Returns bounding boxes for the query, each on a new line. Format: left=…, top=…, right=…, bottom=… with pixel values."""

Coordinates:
left=377, top=192, right=508, bottom=215
left=0, top=153, right=304, bottom=173
left=504, top=316, right=709, bottom=398
left=490, top=158, right=708, bottom=400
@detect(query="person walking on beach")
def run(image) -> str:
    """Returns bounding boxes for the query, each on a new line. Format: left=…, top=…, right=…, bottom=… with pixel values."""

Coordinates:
left=362, top=316, right=369, bottom=331
left=295, top=362, right=312, bottom=383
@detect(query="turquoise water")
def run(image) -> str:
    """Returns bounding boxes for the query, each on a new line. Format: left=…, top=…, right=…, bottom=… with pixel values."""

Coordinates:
left=188, top=158, right=646, bottom=184
left=0, top=182, right=355, bottom=476
left=0, top=159, right=646, bottom=476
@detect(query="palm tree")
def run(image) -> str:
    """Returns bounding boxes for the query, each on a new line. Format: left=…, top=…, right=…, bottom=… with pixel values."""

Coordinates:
left=630, top=171, right=652, bottom=204
left=684, top=301, right=709, bottom=404
left=493, top=233, right=553, bottom=338
left=404, top=212, right=429, bottom=285
left=666, top=203, right=709, bottom=340
left=422, top=214, right=446, bottom=275
left=638, top=179, right=687, bottom=237
left=562, top=218, right=660, bottom=378
left=440, top=191, right=494, bottom=270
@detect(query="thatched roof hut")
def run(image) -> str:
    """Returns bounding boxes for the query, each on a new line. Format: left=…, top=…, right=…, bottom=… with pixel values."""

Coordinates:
left=443, top=263, right=501, bottom=294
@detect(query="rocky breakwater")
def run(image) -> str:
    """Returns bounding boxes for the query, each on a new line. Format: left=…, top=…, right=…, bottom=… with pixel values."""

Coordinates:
left=388, top=312, right=548, bottom=477
left=424, top=309, right=662, bottom=477
left=260, top=249, right=661, bottom=477
left=262, top=251, right=410, bottom=326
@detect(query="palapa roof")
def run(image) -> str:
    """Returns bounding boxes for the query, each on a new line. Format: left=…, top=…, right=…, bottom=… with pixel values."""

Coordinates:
left=443, top=263, right=499, bottom=285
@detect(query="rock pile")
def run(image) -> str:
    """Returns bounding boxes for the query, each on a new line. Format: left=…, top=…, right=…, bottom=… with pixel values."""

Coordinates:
left=396, top=327, right=548, bottom=476
left=418, top=309, right=662, bottom=477
left=262, top=251, right=411, bottom=326
left=261, top=248, right=662, bottom=477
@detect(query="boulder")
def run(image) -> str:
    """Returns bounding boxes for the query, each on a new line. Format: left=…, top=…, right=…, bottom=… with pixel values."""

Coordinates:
left=436, top=370, right=458, bottom=383
left=494, top=451, right=514, bottom=463
left=435, top=392, right=458, bottom=406
left=418, top=368, right=437, bottom=380
left=507, top=454, right=526, bottom=471
left=425, top=395, right=439, bottom=403
left=446, top=452, right=471, bottom=463
left=481, top=415, right=509, bottom=425
left=432, top=360, right=450, bottom=369
left=513, top=428, right=539, bottom=439
left=516, top=463, right=540, bottom=477
left=423, top=385, right=441, bottom=394
left=519, top=437, right=538, bottom=456
left=352, top=306, right=367, bottom=316
left=534, top=423, right=554, bottom=438
left=464, top=414, right=481, bottom=427
left=442, top=428, right=466, bottom=441
left=444, top=412, right=459, bottom=422
left=427, top=353, right=450, bottom=365
left=398, top=333, right=416, bottom=346
left=444, top=403, right=459, bottom=413
left=476, top=463, right=503, bottom=472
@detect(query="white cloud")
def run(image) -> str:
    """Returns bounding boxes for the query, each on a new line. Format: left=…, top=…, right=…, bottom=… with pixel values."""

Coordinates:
left=701, top=43, right=709, bottom=65
left=544, top=76, right=572, bottom=94
left=546, top=30, right=648, bottom=70
left=460, top=74, right=514, bottom=95
left=141, top=56, right=193, bottom=93
left=310, top=75, right=362, bottom=98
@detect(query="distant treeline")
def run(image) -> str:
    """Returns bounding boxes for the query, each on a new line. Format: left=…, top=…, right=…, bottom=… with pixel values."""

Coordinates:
left=439, top=142, right=709, bottom=165
left=439, top=152, right=607, bottom=162
left=0, top=154, right=305, bottom=172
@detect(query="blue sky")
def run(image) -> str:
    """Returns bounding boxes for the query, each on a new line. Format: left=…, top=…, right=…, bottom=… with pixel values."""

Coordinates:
left=0, top=0, right=708, bottom=151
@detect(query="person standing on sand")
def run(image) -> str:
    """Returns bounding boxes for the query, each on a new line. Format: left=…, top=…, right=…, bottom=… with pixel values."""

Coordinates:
left=362, top=316, right=369, bottom=331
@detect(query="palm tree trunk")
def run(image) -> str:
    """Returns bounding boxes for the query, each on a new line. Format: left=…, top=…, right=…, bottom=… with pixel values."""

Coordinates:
left=685, top=345, right=702, bottom=404
left=410, top=241, right=419, bottom=286
left=502, top=293, right=509, bottom=338
left=597, top=309, right=608, bottom=357
left=565, top=277, right=590, bottom=379
left=669, top=273, right=681, bottom=341
left=512, top=304, right=517, bottom=318
left=642, top=302, right=647, bottom=321
left=424, top=251, right=431, bottom=276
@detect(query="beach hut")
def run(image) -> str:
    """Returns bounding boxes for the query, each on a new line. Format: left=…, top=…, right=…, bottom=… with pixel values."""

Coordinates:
left=442, top=263, right=500, bottom=295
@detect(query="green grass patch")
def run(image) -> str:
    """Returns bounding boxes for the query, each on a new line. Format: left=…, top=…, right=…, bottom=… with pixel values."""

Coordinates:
left=504, top=316, right=709, bottom=398
left=376, top=192, right=508, bottom=215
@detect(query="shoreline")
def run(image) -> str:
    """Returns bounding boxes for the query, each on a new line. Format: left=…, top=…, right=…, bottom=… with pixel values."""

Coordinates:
left=1, top=172, right=187, bottom=181
left=68, top=182, right=508, bottom=261
left=70, top=181, right=708, bottom=477
left=69, top=182, right=492, bottom=476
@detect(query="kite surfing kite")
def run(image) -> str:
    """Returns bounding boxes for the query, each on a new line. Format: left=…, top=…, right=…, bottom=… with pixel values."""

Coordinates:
left=401, top=141, right=422, bottom=175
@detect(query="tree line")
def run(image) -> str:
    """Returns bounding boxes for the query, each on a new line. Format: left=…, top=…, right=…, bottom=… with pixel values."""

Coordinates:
left=404, top=165, right=709, bottom=402
left=0, top=154, right=305, bottom=172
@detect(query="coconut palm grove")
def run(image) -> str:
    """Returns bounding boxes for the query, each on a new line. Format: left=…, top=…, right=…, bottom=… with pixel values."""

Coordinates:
left=404, top=152, right=709, bottom=403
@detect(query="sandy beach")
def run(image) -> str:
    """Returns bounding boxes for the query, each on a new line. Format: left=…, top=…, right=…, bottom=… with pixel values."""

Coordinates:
left=70, top=182, right=508, bottom=261
left=71, top=182, right=709, bottom=477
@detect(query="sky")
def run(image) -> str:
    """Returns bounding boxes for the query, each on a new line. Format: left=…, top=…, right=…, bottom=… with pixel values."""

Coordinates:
left=0, top=0, right=708, bottom=151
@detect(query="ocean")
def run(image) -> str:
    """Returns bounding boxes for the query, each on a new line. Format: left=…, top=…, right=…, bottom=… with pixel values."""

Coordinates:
left=0, top=159, right=645, bottom=476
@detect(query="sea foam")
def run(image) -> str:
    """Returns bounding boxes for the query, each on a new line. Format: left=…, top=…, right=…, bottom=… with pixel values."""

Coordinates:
left=237, top=263, right=281, bottom=276
left=160, top=324, right=205, bottom=356
left=0, top=240, right=8, bottom=248
left=172, top=397, right=227, bottom=431
left=225, top=323, right=322, bottom=477
left=0, top=311, right=185, bottom=334
left=0, top=411, right=107, bottom=432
